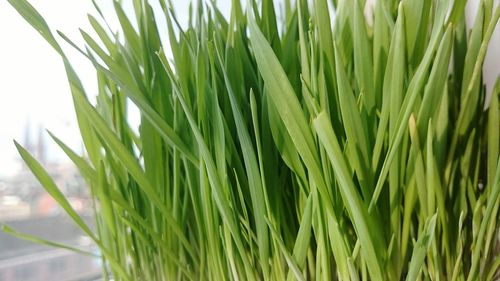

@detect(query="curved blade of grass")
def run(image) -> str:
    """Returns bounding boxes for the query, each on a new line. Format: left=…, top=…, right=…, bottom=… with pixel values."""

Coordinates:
left=447, top=4, right=500, bottom=182
left=216, top=47, right=270, bottom=277
left=118, top=215, right=195, bottom=281
left=286, top=193, right=313, bottom=281
left=488, top=80, right=500, bottom=188
left=352, top=0, right=374, bottom=113
left=334, top=44, right=372, bottom=195
left=406, top=214, right=437, bottom=281
left=266, top=93, right=307, bottom=183
left=370, top=24, right=453, bottom=211
left=6, top=0, right=63, bottom=55
left=266, top=218, right=306, bottom=281
left=466, top=158, right=500, bottom=281
left=372, top=4, right=406, bottom=169
left=14, top=140, right=133, bottom=280
left=14, top=141, right=96, bottom=240
left=248, top=14, right=332, bottom=211
left=313, top=112, right=385, bottom=281
left=1, top=225, right=100, bottom=258
left=248, top=16, right=316, bottom=169
left=57, top=30, right=198, bottom=166
left=416, top=26, right=453, bottom=140
left=47, top=130, right=97, bottom=182
left=96, top=161, right=117, bottom=238
left=157, top=48, right=252, bottom=271
left=70, top=85, right=194, bottom=255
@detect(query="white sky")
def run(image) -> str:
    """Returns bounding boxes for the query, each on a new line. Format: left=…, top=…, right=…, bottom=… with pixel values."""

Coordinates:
left=0, top=1, right=95, bottom=177
left=0, top=0, right=498, bottom=178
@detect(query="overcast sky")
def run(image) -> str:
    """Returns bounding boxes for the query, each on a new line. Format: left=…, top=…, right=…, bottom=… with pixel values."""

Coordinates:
left=0, top=0, right=94, bottom=177
left=0, top=0, right=498, bottom=178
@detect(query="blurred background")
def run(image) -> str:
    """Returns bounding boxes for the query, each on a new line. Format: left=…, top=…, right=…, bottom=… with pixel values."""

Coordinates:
left=0, top=0, right=498, bottom=280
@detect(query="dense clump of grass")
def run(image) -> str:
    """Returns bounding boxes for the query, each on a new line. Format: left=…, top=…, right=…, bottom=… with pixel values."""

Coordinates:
left=5, top=0, right=500, bottom=280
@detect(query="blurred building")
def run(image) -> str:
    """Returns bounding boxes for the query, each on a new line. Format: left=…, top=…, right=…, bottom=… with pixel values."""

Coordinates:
left=0, top=122, right=99, bottom=280
left=0, top=121, right=90, bottom=221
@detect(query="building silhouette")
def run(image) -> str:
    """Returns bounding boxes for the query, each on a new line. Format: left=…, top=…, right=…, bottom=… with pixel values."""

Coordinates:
left=0, top=121, right=100, bottom=281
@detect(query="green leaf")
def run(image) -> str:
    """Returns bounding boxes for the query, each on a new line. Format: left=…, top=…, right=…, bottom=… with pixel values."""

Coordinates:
left=352, top=0, right=375, bottom=113
left=313, top=112, right=385, bottom=281
left=467, top=158, right=500, bottom=281
left=70, top=86, right=193, bottom=255
left=406, top=214, right=437, bottom=281
left=248, top=14, right=331, bottom=209
left=370, top=24, right=453, bottom=211
left=2, top=225, right=99, bottom=258
left=48, top=131, right=96, bottom=183
left=217, top=49, right=270, bottom=277
left=267, top=219, right=306, bottom=281
left=14, top=141, right=96, bottom=239
left=334, top=44, right=372, bottom=195
left=7, top=0, right=63, bottom=55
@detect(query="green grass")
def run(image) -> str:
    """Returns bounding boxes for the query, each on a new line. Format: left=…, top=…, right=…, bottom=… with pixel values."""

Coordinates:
left=4, top=0, right=500, bottom=280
